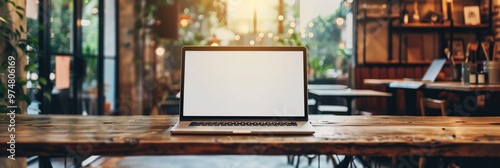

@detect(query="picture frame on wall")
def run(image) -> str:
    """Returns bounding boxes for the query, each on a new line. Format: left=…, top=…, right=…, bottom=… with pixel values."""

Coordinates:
left=448, top=40, right=465, bottom=59
left=463, top=6, right=481, bottom=25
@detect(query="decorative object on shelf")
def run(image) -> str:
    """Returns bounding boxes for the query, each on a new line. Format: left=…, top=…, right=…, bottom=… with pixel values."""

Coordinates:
left=400, top=3, right=410, bottom=24
left=442, top=0, right=454, bottom=21
left=422, top=11, right=444, bottom=23
left=445, top=48, right=460, bottom=81
left=446, top=0, right=453, bottom=21
left=481, top=42, right=490, bottom=61
left=445, top=48, right=456, bottom=65
left=448, top=39, right=465, bottom=59
left=463, top=6, right=481, bottom=25
left=412, top=1, right=420, bottom=22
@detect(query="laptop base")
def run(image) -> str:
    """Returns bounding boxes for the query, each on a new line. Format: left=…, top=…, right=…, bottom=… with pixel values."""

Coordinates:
left=170, top=121, right=315, bottom=135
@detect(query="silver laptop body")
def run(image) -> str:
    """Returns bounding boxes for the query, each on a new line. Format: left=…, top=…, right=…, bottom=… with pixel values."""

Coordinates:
left=421, top=58, right=446, bottom=82
left=170, top=46, right=314, bottom=135
left=390, top=58, right=446, bottom=89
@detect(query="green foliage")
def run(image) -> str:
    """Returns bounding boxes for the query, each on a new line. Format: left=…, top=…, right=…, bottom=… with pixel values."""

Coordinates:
left=50, top=0, right=73, bottom=53
left=0, top=0, right=46, bottom=113
left=308, top=56, right=333, bottom=78
left=305, top=2, right=352, bottom=78
left=275, top=1, right=353, bottom=80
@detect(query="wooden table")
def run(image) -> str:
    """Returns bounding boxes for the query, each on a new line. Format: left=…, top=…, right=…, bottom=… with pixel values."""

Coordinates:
left=2, top=114, right=500, bottom=167
left=307, top=84, right=348, bottom=90
left=425, top=82, right=500, bottom=92
left=364, top=79, right=406, bottom=115
left=308, top=89, right=391, bottom=115
left=364, top=79, right=439, bottom=115
left=307, top=84, right=348, bottom=114
left=425, top=82, right=500, bottom=116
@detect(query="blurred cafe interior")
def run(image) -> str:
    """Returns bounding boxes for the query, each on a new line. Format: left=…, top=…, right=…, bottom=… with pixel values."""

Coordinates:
left=2, top=0, right=500, bottom=167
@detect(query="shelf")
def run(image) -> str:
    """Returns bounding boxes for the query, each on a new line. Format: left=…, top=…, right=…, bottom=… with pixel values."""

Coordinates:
left=359, top=60, right=437, bottom=66
left=393, top=23, right=489, bottom=29
left=357, top=14, right=398, bottom=21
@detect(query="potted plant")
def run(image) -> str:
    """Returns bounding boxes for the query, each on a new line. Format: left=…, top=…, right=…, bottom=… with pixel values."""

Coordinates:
left=1, top=0, right=47, bottom=114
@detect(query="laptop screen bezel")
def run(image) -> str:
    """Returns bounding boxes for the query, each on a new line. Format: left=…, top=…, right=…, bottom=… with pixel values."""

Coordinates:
left=179, top=46, right=309, bottom=121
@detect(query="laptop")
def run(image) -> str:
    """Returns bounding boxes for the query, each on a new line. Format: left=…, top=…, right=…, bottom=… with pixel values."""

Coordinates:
left=389, top=58, right=446, bottom=89
left=170, top=46, right=315, bottom=135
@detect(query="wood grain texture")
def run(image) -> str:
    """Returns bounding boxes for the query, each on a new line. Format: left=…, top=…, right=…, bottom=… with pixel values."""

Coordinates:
left=425, top=82, right=500, bottom=92
left=1, top=115, right=500, bottom=157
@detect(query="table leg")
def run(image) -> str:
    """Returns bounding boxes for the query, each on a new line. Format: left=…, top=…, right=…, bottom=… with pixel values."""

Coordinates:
left=39, top=157, right=52, bottom=168
left=404, top=89, right=418, bottom=116
left=386, top=87, right=397, bottom=115
left=338, top=156, right=353, bottom=168
left=485, top=92, right=500, bottom=116
left=345, top=97, right=354, bottom=115
left=310, top=94, right=320, bottom=114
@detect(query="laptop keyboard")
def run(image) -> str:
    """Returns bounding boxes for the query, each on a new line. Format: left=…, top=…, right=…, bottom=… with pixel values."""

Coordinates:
left=188, top=121, right=298, bottom=127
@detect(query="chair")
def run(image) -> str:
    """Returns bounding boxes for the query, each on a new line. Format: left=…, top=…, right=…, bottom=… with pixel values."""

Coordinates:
left=418, top=97, right=446, bottom=168
left=419, top=98, right=447, bottom=116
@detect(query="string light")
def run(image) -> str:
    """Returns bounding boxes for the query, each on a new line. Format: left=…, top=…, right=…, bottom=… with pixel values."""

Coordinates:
left=273, top=36, right=280, bottom=41
left=234, top=35, right=241, bottom=41
left=258, top=33, right=264, bottom=38
left=290, top=22, right=296, bottom=28
left=308, top=32, right=314, bottom=38
left=31, top=73, right=39, bottom=80
left=155, top=47, right=166, bottom=56
left=180, top=19, right=189, bottom=27
left=288, top=29, right=294, bottom=34
left=249, top=40, right=255, bottom=45
left=267, top=33, right=273, bottom=38
left=278, top=15, right=284, bottom=21
left=335, top=17, right=345, bottom=26
left=49, top=73, right=55, bottom=80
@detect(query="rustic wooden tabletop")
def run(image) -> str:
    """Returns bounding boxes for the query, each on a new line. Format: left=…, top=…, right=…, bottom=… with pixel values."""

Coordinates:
left=1, top=115, right=500, bottom=157
left=425, top=82, right=500, bottom=92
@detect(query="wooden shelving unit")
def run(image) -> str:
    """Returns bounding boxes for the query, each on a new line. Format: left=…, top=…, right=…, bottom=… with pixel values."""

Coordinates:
left=396, top=23, right=489, bottom=29
left=357, top=0, right=493, bottom=64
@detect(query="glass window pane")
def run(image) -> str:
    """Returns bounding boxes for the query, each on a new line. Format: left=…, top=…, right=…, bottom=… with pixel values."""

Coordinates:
left=50, top=0, right=74, bottom=54
left=104, top=0, right=116, bottom=57
left=26, top=0, right=40, bottom=114
left=104, top=58, right=116, bottom=113
left=82, top=56, right=98, bottom=114
left=82, top=0, right=99, bottom=55
left=168, top=0, right=352, bottom=81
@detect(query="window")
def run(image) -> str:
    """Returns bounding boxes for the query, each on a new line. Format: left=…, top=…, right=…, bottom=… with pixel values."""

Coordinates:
left=158, top=0, right=353, bottom=84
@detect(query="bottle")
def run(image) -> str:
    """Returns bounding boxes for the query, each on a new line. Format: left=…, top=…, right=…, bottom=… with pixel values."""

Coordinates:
left=400, top=4, right=409, bottom=24
left=483, top=61, right=490, bottom=84
left=478, top=71, right=486, bottom=84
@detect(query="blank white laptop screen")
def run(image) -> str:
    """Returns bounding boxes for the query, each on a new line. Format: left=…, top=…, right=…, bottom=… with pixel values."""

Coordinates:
left=183, top=50, right=305, bottom=117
